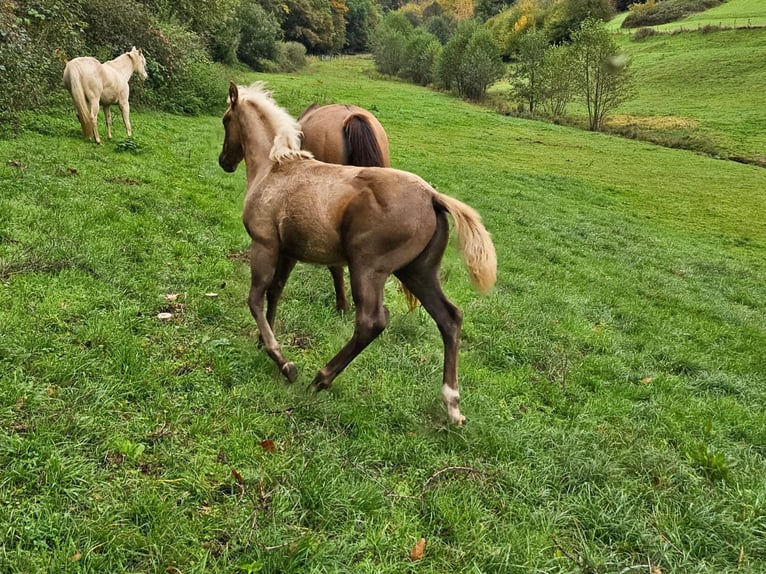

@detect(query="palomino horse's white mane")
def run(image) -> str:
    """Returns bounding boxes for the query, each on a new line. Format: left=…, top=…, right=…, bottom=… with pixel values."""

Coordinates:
left=236, top=82, right=313, bottom=164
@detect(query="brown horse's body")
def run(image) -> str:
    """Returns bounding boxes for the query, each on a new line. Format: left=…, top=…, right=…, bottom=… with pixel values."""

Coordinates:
left=63, top=47, right=147, bottom=144
left=298, top=103, right=391, bottom=311
left=299, top=103, right=391, bottom=167
left=219, top=82, right=496, bottom=425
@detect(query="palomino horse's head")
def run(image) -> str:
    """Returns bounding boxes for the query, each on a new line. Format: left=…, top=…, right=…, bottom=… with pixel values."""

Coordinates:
left=219, top=82, right=245, bottom=173
left=129, top=46, right=148, bottom=80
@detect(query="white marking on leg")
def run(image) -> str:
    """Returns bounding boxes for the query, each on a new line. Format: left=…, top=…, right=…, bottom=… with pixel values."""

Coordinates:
left=442, top=384, right=465, bottom=426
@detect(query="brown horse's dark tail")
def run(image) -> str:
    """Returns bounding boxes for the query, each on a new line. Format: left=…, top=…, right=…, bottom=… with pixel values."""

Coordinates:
left=344, top=114, right=386, bottom=168
left=433, top=192, right=497, bottom=293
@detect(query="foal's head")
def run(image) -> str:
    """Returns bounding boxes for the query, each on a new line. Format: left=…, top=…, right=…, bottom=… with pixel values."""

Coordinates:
left=219, top=82, right=245, bottom=173
left=218, top=81, right=313, bottom=173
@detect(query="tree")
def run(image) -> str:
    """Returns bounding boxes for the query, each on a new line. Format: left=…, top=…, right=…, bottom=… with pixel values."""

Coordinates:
left=282, top=0, right=338, bottom=54
left=570, top=17, right=634, bottom=130
left=547, top=0, right=614, bottom=43
left=371, top=12, right=414, bottom=75
left=460, top=26, right=504, bottom=100
left=436, top=19, right=503, bottom=100
left=237, top=2, right=283, bottom=69
left=538, top=43, right=575, bottom=117
left=512, top=28, right=549, bottom=113
left=345, top=0, right=377, bottom=52
left=401, top=28, right=442, bottom=85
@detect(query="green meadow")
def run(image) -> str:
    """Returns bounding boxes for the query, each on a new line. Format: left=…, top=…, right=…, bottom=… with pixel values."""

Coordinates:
left=1, top=51, right=765, bottom=574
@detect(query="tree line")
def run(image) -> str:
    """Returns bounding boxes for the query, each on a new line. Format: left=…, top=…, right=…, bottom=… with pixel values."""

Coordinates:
left=1, top=0, right=637, bottom=130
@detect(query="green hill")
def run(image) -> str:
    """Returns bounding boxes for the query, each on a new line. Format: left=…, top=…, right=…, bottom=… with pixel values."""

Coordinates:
left=613, top=27, right=766, bottom=164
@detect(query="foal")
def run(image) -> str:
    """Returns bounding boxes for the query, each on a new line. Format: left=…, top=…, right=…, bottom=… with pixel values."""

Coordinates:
left=63, top=47, right=148, bottom=144
left=219, top=82, right=496, bottom=425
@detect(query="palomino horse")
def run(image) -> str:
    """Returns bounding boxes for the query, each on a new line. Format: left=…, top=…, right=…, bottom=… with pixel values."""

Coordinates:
left=298, top=103, right=392, bottom=312
left=219, top=82, right=497, bottom=425
left=63, top=47, right=147, bottom=144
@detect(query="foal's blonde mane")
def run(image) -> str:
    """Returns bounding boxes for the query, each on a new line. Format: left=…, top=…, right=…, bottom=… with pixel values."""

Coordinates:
left=236, top=82, right=313, bottom=164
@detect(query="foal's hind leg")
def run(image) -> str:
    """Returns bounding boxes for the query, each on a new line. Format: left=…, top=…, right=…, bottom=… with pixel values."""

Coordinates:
left=309, top=266, right=389, bottom=392
left=395, top=214, right=465, bottom=425
left=248, top=245, right=297, bottom=382
left=328, top=265, right=348, bottom=312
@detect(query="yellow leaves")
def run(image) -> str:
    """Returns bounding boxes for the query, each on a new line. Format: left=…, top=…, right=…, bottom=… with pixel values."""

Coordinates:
left=514, top=14, right=531, bottom=33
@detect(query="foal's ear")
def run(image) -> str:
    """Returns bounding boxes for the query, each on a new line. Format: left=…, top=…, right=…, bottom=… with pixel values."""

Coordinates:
left=228, top=81, right=239, bottom=107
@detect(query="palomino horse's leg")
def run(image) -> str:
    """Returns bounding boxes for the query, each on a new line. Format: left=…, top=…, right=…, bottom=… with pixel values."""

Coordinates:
left=104, top=105, right=113, bottom=141
left=119, top=99, right=132, bottom=137
left=328, top=266, right=348, bottom=312
left=394, top=213, right=466, bottom=425
left=266, top=254, right=297, bottom=328
left=88, top=97, right=101, bottom=144
left=248, top=244, right=298, bottom=382
left=309, top=266, right=390, bottom=392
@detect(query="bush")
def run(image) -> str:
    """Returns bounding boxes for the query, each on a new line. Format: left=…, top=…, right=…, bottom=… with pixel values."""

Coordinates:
left=632, top=26, right=659, bottom=40
left=0, top=0, right=85, bottom=128
left=622, top=0, right=722, bottom=28
left=400, top=29, right=441, bottom=85
left=139, top=22, right=228, bottom=115
left=277, top=41, right=308, bottom=72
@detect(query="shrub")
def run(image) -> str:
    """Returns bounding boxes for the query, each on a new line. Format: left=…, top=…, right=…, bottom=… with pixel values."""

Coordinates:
left=0, top=0, right=85, bottom=128
left=140, top=22, right=228, bottom=115
left=622, top=0, right=722, bottom=28
left=400, top=29, right=441, bottom=85
left=632, top=26, right=659, bottom=40
left=277, top=41, right=308, bottom=72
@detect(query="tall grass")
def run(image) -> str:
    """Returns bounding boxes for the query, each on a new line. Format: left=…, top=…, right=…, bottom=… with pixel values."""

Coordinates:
left=1, top=56, right=764, bottom=573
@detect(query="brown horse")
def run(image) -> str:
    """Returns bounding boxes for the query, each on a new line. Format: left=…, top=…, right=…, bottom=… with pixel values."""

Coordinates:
left=63, top=47, right=147, bottom=144
left=298, top=103, right=392, bottom=312
left=218, top=82, right=496, bottom=425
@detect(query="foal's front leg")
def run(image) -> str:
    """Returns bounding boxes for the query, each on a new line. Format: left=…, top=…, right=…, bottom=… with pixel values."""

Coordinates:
left=309, top=266, right=389, bottom=392
left=248, top=246, right=297, bottom=382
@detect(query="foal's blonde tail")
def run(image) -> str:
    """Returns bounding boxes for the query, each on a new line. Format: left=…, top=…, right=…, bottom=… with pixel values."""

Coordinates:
left=433, top=192, right=497, bottom=293
left=63, top=61, right=92, bottom=140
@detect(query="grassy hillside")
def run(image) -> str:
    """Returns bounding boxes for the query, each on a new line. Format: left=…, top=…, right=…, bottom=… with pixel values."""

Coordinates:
left=612, top=28, right=766, bottom=163
left=1, top=56, right=765, bottom=573
left=608, top=0, right=766, bottom=30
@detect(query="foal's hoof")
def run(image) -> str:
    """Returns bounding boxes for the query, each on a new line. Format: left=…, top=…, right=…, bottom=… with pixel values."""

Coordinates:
left=308, top=379, right=330, bottom=394
left=281, top=362, right=297, bottom=383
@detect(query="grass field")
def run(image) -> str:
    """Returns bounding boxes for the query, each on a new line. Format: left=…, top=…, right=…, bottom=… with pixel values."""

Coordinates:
left=1, top=56, right=765, bottom=573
